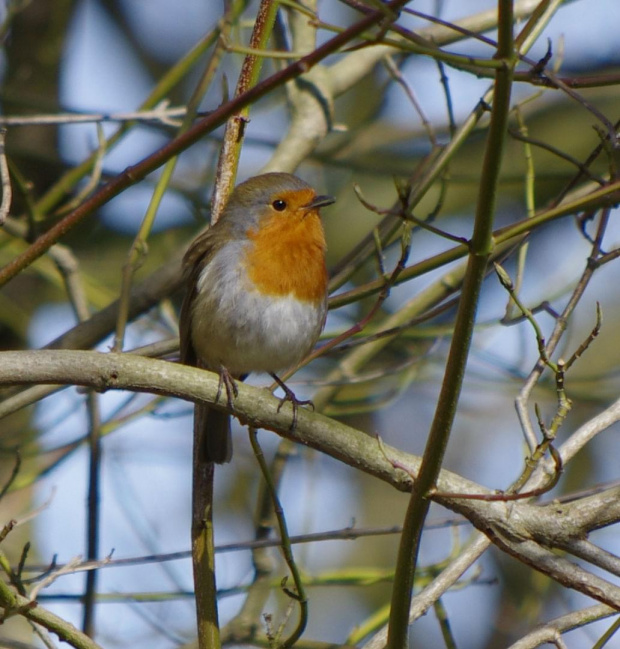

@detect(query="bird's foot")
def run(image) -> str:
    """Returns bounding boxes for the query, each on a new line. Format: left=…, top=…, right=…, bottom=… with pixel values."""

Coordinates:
left=216, top=365, right=239, bottom=410
left=270, top=373, right=314, bottom=432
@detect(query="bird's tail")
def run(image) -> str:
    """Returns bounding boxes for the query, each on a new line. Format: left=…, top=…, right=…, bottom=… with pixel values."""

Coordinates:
left=194, top=404, right=232, bottom=464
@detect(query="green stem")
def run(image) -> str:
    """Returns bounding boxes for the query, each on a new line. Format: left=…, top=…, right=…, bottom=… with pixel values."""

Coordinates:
left=0, top=578, right=104, bottom=649
left=386, top=2, right=515, bottom=647
left=249, top=428, right=308, bottom=647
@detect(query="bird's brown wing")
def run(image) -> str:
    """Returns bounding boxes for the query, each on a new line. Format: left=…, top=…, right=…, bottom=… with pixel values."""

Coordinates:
left=179, top=227, right=233, bottom=464
left=179, top=227, right=218, bottom=366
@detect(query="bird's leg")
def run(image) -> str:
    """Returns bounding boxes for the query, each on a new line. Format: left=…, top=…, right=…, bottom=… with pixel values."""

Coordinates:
left=216, top=365, right=238, bottom=410
left=270, top=373, right=314, bottom=431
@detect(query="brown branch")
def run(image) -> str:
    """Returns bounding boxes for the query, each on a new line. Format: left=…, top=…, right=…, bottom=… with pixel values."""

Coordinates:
left=0, top=0, right=413, bottom=289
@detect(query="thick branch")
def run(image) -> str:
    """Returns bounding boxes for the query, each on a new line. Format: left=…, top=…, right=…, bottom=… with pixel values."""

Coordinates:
left=2, top=351, right=620, bottom=610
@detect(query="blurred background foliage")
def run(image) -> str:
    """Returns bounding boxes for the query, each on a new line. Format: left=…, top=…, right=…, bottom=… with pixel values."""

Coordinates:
left=1, top=1, right=620, bottom=648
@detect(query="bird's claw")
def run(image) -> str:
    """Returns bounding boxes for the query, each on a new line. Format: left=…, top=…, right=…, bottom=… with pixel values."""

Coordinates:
left=216, top=365, right=238, bottom=410
left=270, top=373, right=313, bottom=432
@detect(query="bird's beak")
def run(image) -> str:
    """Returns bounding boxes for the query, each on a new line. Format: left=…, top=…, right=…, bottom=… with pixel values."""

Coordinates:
left=305, top=194, right=336, bottom=210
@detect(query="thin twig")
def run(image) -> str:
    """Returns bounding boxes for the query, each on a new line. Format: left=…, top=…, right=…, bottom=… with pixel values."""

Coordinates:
left=0, top=128, right=12, bottom=225
left=249, top=428, right=308, bottom=647
left=0, top=450, right=21, bottom=500
left=515, top=205, right=613, bottom=450
left=56, top=125, right=106, bottom=215
left=0, top=105, right=189, bottom=127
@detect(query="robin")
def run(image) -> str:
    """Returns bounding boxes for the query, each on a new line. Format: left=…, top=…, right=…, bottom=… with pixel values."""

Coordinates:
left=180, top=172, right=335, bottom=463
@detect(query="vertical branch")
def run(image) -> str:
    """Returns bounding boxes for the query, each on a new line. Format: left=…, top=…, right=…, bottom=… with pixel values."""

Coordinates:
left=177, top=7, right=249, bottom=648
left=192, top=3, right=277, bottom=646
left=210, top=0, right=280, bottom=223
left=386, top=2, right=516, bottom=648
left=192, top=461, right=220, bottom=648
left=82, top=394, right=101, bottom=637
left=48, top=243, right=102, bottom=637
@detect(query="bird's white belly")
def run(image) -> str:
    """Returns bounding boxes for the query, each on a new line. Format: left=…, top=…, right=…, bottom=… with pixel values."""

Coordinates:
left=191, top=251, right=326, bottom=375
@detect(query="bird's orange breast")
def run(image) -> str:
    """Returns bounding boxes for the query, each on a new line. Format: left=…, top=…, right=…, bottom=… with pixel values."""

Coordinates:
left=244, top=205, right=327, bottom=304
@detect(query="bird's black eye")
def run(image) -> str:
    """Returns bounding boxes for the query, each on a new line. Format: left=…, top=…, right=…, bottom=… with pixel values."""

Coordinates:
left=272, top=199, right=287, bottom=211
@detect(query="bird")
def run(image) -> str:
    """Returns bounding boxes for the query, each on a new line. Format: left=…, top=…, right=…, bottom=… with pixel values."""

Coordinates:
left=180, top=172, right=335, bottom=463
